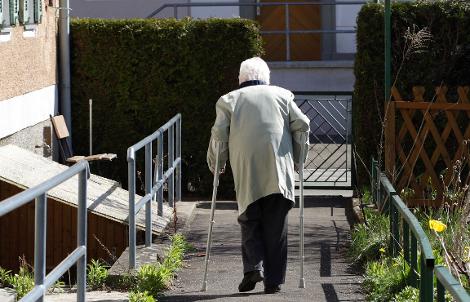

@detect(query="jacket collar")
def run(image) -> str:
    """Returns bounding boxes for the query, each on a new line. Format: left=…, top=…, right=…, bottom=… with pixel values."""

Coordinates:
left=239, top=80, right=267, bottom=89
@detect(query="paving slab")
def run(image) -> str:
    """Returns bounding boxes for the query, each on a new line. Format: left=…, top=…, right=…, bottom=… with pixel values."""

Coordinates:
left=159, top=197, right=365, bottom=302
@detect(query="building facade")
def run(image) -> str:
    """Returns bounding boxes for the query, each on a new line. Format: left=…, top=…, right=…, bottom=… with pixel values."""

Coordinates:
left=71, top=0, right=361, bottom=92
left=0, top=0, right=59, bottom=158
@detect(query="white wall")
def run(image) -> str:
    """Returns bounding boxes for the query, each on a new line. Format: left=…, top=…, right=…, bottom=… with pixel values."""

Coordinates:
left=269, top=61, right=354, bottom=92
left=190, top=0, right=239, bottom=18
left=71, top=0, right=190, bottom=18
left=0, top=85, right=58, bottom=139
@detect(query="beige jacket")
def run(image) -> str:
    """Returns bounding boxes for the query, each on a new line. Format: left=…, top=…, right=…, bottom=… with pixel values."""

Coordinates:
left=207, top=85, right=310, bottom=215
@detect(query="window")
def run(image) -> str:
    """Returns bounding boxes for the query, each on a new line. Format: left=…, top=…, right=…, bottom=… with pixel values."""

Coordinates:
left=20, top=0, right=42, bottom=25
left=1, top=0, right=20, bottom=28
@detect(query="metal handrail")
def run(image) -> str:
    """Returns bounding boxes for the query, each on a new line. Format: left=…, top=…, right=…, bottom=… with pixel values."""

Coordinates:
left=435, top=266, right=470, bottom=302
left=148, top=1, right=367, bottom=18
left=147, top=1, right=366, bottom=61
left=0, top=161, right=90, bottom=302
left=127, top=113, right=182, bottom=269
left=372, top=160, right=470, bottom=302
left=373, top=160, right=434, bottom=300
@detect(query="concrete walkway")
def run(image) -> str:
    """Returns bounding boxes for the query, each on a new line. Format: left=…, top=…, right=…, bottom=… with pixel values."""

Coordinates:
left=159, top=197, right=364, bottom=302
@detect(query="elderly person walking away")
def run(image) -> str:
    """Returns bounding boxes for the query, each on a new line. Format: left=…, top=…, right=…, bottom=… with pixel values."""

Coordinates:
left=207, top=57, right=310, bottom=294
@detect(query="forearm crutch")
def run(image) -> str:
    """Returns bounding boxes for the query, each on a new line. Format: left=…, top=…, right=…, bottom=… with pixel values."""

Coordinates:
left=299, top=132, right=308, bottom=289
left=201, top=142, right=221, bottom=292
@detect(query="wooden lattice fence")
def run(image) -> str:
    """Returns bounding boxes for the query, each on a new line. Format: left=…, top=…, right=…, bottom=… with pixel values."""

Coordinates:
left=385, top=86, right=470, bottom=206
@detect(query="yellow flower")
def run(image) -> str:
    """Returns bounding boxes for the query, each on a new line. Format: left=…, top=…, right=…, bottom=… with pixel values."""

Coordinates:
left=379, top=248, right=386, bottom=253
left=429, top=219, right=447, bottom=233
left=464, top=246, right=470, bottom=263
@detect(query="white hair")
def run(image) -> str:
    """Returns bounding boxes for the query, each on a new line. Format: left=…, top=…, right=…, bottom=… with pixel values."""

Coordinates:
left=238, top=57, right=270, bottom=85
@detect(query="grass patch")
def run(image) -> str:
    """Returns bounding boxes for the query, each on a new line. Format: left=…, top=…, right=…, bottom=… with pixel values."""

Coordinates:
left=0, top=263, right=35, bottom=300
left=348, top=207, right=390, bottom=265
left=87, top=259, right=109, bottom=290
left=129, top=290, right=156, bottom=302
left=135, top=233, right=188, bottom=298
left=363, top=255, right=410, bottom=302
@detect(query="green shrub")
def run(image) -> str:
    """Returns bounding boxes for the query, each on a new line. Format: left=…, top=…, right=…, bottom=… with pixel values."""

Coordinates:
left=392, top=286, right=419, bottom=302
left=87, top=259, right=109, bottom=290
left=71, top=18, right=263, bottom=197
left=354, top=1, right=470, bottom=187
left=348, top=208, right=389, bottom=265
left=8, top=265, right=34, bottom=299
left=135, top=264, right=170, bottom=298
left=363, top=255, right=410, bottom=302
left=0, top=267, right=11, bottom=287
left=134, top=233, right=189, bottom=298
left=129, top=291, right=156, bottom=302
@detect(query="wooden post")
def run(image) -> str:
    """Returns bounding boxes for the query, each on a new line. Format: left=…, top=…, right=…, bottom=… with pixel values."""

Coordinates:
left=385, top=100, right=396, bottom=180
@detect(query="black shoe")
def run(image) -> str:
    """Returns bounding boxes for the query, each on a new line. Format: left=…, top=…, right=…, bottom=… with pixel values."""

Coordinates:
left=238, top=271, right=264, bottom=292
left=264, top=285, right=281, bottom=294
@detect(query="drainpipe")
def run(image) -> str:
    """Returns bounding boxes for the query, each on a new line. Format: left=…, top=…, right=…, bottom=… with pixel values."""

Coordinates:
left=59, top=0, right=72, bottom=148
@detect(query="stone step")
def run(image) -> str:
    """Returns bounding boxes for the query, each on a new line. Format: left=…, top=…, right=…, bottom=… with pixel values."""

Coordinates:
left=0, top=288, right=16, bottom=302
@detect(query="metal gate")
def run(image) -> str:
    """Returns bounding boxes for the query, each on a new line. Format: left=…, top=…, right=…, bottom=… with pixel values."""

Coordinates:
left=295, top=92, right=353, bottom=188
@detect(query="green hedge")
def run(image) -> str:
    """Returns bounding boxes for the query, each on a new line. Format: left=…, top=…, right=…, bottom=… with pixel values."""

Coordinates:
left=354, top=1, right=470, bottom=187
left=71, top=18, right=263, bottom=196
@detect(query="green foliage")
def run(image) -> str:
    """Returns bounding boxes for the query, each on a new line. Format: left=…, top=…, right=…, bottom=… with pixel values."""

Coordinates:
left=8, top=265, right=34, bottom=299
left=363, top=255, right=410, bottom=302
left=129, top=291, right=156, bottom=302
left=391, top=286, right=419, bottom=302
left=70, top=18, right=263, bottom=196
left=349, top=208, right=390, bottom=264
left=135, top=264, right=170, bottom=297
left=87, top=259, right=109, bottom=290
left=135, top=233, right=189, bottom=298
left=0, top=267, right=11, bottom=287
left=354, top=1, right=470, bottom=187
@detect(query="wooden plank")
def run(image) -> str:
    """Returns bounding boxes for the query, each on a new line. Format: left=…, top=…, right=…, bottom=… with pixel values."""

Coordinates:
left=0, top=145, right=172, bottom=234
left=423, top=111, right=452, bottom=167
left=400, top=109, right=440, bottom=189
left=50, top=115, right=70, bottom=139
left=394, top=102, right=470, bottom=111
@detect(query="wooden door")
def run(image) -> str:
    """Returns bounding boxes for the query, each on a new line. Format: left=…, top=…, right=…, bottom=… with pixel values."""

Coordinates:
left=257, top=0, right=322, bottom=61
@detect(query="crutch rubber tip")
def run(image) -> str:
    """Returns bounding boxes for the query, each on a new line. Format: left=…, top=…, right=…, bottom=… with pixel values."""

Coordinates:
left=201, top=281, right=208, bottom=292
left=299, top=278, right=306, bottom=289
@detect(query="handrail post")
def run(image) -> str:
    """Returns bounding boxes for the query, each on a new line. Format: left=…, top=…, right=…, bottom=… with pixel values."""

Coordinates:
left=158, top=132, right=164, bottom=216
left=145, top=142, right=153, bottom=247
left=410, top=235, right=418, bottom=287
left=420, top=258, right=433, bottom=302
left=371, top=158, right=376, bottom=204
left=437, top=279, right=445, bottom=302
left=176, top=116, right=182, bottom=203
left=168, top=125, right=175, bottom=208
left=34, top=193, right=47, bottom=302
left=128, top=156, right=137, bottom=268
left=403, top=221, right=410, bottom=263
left=77, top=168, right=88, bottom=302
left=390, top=196, right=399, bottom=257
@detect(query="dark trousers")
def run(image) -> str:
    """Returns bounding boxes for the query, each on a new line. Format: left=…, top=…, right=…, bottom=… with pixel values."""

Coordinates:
left=237, top=193, right=293, bottom=287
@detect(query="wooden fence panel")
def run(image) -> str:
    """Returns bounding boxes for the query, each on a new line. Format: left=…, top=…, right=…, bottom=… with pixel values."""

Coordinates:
left=385, top=86, right=470, bottom=206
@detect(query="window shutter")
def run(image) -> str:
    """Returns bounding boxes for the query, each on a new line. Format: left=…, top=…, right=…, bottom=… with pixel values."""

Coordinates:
left=0, top=0, right=4, bottom=28
left=9, top=0, right=18, bottom=25
left=19, top=0, right=30, bottom=24
left=33, top=0, right=41, bottom=23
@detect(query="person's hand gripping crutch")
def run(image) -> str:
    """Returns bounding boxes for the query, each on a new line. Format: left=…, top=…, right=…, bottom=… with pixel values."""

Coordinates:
left=201, top=141, right=224, bottom=292
left=298, top=132, right=308, bottom=289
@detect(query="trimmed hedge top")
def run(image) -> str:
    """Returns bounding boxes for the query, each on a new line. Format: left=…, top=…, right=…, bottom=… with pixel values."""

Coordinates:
left=353, top=1, right=470, bottom=187
left=71, top=18, right=263, bottom=195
